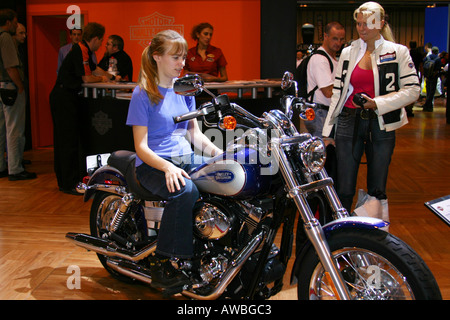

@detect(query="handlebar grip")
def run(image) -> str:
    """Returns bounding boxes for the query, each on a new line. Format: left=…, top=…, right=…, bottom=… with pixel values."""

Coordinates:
left=292, top=97, right=316, bottom=109
left=173, top=110, right=201, bottom=123
left=173, top=103, right=217, bottom=123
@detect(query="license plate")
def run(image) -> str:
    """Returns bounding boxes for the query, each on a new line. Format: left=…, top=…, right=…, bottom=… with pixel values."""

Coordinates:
left=86, top=153, right=111, bottom=174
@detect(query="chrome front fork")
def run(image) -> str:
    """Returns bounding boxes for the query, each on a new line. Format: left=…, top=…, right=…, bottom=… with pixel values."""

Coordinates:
left=271, top=137, right=351, bottom=300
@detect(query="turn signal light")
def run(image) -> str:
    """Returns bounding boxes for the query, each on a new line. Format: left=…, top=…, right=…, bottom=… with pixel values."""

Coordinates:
left=222, top=115, right=237, bottom=130
left=305, top=108, right=315, bottom=121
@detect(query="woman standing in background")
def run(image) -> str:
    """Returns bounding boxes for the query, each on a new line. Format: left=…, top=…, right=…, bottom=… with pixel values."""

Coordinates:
left=184, top=22, right=228, bottom=82
left=322, top=1, right=420, bottom=214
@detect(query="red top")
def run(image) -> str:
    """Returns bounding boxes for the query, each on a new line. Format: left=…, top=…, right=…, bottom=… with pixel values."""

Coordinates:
left=344, top=64, right=375, bottom=108
left=185, top=45, right=227, bottom=77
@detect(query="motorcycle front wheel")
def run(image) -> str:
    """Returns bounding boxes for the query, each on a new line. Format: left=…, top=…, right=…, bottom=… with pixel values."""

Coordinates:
left=297, top=228, right=442, bottom=300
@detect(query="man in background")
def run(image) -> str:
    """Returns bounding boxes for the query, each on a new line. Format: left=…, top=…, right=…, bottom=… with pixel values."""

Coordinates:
left=0, top=9, right=36, bottom=181
left=98, top=34, right=133, bottom=82
left=50, top=22, right=107, bottom=194
left=306, top=21, right=345, bottom=137
left=422, top=46, right=442, bottom=112
left=57, top=28, right=97, bottom=74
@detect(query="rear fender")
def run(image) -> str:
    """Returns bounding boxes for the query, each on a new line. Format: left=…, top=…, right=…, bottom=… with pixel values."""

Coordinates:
left=81, top=165, right=127, bottom=201
left=290, top=216, right=389, bottom=284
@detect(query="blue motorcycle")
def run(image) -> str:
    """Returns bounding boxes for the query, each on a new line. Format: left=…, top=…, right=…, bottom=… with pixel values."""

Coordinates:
left=66, top=73, right=441, bottom=300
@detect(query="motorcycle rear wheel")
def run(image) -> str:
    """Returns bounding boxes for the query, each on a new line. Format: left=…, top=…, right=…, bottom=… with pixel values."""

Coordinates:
left=89, top=191, right=137, bottom=283
left=297, top=228, right=442, bottom=300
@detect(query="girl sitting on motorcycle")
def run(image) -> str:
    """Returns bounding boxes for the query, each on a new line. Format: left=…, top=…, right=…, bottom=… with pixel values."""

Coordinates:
left=126, top=29, right=222, bottom=290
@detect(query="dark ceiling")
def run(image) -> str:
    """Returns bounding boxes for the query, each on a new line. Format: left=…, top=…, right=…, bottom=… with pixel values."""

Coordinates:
left=297, top=1, right=450, bottom=8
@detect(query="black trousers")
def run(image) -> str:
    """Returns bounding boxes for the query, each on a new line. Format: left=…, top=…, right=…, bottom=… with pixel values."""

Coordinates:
left=49, top=86, right=86, bottom=191
left=424, top=76, right=438, bottom=109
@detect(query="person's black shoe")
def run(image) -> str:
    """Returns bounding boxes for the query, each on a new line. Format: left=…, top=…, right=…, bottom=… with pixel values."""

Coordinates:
left=0, top=169, right=8, bottom=178
left=8, top=170, right=37, bottom=181
left=149, top=255, right=190, bottom=290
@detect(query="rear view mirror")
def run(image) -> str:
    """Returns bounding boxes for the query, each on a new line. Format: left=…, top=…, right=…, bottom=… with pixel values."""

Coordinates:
left=174, top=74, right=204, bottom=96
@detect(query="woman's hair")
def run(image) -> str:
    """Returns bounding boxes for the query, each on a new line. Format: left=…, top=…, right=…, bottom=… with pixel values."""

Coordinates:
left=190, top=22, right=213, bottom=41
left=353, top=1, right=395, bottom=42
left=137, top=29, right=188, bottom=105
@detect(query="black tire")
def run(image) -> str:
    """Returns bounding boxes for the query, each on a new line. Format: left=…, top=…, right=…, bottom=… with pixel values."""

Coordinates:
left=89, top=191, right=136, bottom=283
left=297, top=228, right=442, bottom=300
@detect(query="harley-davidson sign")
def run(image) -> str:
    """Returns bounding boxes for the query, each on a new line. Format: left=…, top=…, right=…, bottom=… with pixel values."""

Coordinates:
left=130, top=12, right=184, bottom=47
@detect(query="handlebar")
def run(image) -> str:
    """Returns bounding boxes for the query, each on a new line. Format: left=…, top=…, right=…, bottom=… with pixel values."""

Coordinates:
left=173, top=103, right=216, bottom=123
left=291, top=97, right=316, bottom=109
left=173, top=71, right=316, bottom=130
left=173, top=96, right=316, bottom=130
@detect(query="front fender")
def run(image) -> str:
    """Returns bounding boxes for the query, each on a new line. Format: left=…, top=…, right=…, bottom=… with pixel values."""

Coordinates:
left=290, top=216, right=389, bottom=285
left=79, top=165, right=127, bottom=202
left=322, top=216, right=389, bottom=236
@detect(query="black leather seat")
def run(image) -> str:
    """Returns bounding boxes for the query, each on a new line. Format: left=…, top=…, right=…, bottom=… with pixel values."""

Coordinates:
left=107, top=150, right=164, bottom=201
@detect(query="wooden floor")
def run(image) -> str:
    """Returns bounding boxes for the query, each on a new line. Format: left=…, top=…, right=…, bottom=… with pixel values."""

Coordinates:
left=0, top=98, right=449, bottom=300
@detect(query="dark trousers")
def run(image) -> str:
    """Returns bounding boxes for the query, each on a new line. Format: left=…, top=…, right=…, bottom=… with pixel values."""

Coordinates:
left=335, top=109, right=396, bottom=213
left=424, top=76, right=438, bottom=109
left=49, top=86, right=85, bottom=191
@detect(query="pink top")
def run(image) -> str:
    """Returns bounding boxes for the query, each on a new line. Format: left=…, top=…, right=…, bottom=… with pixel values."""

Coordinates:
left=344, top=64, right=375, bottom=108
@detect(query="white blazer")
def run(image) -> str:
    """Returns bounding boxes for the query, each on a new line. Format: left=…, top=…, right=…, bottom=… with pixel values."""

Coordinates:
left=323, top=37, right=420, bottom=137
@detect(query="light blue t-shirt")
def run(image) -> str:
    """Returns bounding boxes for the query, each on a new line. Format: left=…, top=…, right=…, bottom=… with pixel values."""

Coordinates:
left=126, top=85, right=195, bottom=166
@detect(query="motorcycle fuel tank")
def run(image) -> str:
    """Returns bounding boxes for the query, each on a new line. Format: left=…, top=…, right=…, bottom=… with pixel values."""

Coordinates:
left=190, top=147, right=272, bottom=199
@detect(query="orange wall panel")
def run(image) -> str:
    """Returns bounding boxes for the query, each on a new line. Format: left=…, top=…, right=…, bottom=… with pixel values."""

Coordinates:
left=27, top=0, right=261, bottom=81
left=26, top=0, right=261, bottom=148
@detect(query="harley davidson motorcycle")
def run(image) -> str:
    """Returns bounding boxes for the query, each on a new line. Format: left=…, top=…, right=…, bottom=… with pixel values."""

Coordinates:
left=66, top=72, right=441, bottom=300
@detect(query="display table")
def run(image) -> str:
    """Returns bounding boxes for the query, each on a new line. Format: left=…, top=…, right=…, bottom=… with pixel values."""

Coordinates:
left=82, top=79, right=281, bottom=99
left=81, top=79, right=283, bottom=155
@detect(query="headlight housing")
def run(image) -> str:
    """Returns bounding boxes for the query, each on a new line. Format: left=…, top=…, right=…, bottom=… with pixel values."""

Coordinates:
left=299, top=137, right=326, bottom=173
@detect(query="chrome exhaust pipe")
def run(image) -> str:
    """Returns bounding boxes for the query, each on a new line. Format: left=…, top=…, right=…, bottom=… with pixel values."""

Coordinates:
left=65, top=232, right=156, bottom=261
left=184, top=229, right=266, bottom=300
left=107, top=258, right=153, bottom=285
left=103, top=229, right=266, bottom=300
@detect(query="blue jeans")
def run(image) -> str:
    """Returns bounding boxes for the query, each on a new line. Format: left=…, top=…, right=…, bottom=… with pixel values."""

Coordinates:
left=136, top=153, right=206, bottom=259
left=305, top=108, right=328, bottom=137
left=335, top=108, right=396, bottom=212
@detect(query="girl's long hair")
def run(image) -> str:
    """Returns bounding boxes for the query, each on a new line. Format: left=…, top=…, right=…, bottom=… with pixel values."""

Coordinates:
left=353, top=1, right=395, bottom=43
left=137, top=29, right=188, bottom=105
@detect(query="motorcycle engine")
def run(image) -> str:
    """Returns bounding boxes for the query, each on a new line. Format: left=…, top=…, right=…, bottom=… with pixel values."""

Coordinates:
left=193, top=202, right=232, bottom=240
left=193, top=197, right=271, bottom=242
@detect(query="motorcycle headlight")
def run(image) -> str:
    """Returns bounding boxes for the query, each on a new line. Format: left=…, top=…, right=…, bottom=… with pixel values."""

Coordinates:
left=300, top=137, right=326, bottom=173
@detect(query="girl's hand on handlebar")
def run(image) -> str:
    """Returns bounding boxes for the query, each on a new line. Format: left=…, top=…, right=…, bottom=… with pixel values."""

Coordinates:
left=164, top=164, right=191, bottom=193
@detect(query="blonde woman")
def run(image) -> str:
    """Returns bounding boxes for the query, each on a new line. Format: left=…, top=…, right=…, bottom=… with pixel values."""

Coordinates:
left=322, top=2, right=420, bottom=213
left=126, top=30, right=222, bottom=290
